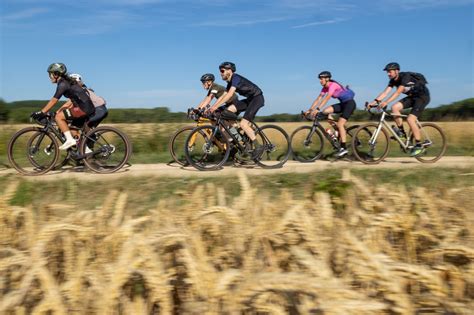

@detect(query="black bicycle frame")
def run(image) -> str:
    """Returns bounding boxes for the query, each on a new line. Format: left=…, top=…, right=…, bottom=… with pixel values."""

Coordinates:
left=306, top=115, right=341, bottom=150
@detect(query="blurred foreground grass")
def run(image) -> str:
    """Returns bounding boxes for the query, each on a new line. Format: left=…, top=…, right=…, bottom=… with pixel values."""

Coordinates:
left=1, top=168, right=473, bottom=314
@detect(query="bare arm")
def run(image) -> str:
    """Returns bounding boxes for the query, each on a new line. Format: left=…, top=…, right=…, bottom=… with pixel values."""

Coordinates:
left=57, top=100, right=73, bottom=112
left=210, top=87, right=236, bottom=112
left=308, top=95, right=323, bottom=112
left=197, top=94, right=214, bottom=109
left=368, top=86, right=393, bottom=107
left=380, top=85, right=404, bottom=108
left=41, top=97, right=59, bottom=113
left=316, top=93, right=332, bottom=111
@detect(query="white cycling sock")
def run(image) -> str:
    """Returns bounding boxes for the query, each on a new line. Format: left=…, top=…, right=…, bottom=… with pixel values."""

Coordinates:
left=64, top=131, right=74, bottom=142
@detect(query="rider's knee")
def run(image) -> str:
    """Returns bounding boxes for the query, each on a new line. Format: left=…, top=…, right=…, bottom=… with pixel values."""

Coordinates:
left=391, top=103, right=403, bottom=113
left=240, top=119, right=250, bottom=128
left=407, top=114, right=417, bottom=123
left=55, top=112, right=64, bottom=122
left=227, top=105, right=237, bottom=113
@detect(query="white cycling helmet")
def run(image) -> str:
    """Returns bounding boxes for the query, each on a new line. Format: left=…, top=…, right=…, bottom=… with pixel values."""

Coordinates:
left=69, top=73, right=83, bottom=82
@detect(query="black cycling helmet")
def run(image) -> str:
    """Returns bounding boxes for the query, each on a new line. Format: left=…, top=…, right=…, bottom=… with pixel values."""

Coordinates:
left=47, top=63, right=67, bottom=76
left=383, top=62, right=400, bottom=71
left=219, top=61, right=236, bottom=72
left=200, top=73, right=215, bottom=82
left=318, top=71, right=332, bottom=79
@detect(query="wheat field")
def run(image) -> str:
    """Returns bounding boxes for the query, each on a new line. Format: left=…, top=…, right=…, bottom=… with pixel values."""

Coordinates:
left=0, top=172, right=473, bottom=314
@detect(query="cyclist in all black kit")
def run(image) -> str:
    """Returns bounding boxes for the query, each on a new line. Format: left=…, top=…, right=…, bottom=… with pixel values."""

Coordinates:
left=209, top=62, right=265, bottom=159
left=31, top=63, right=95, bottom=150
left=368, top=62, right=430, bottom=156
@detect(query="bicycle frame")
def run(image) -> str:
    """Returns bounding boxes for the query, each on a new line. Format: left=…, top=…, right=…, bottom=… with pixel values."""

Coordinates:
left=369, top=110, right=432, bottom=152
left=34, top=117, right=103, bottom=160
left=303, top=113, right=341, bottom=150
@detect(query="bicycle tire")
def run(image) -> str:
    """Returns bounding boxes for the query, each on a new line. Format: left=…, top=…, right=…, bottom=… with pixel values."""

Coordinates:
left=8, top=127, right=60, bottom=175
left=413, top=122, right=447, bottom=163
left=184, top=125, right=230, bottom=171
left=351, top=123, right=390, bottom=164
left=290, top=126, right=325, bottom=162
left=168, top=125, right=195, bottom=166
left=80, top=126, right=132, bottom=173
left=255, top=124, right=291, bottom=168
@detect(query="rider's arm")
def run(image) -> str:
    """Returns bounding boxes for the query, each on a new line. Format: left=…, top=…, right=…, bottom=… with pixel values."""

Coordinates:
left=197, top=94, right=214, bottom=109
left=315, top=93, right=332, bottom=111
left=57, top=100, right=73, bottom=112
left=308, top=95, right=323, bottom=111
left=211, top=87, right=236, bottom=111
left=41, top=97, right=59, bottom=113
left=369, top=86, right=392, bottom=106
left=381, top=85, right=404, bottom=107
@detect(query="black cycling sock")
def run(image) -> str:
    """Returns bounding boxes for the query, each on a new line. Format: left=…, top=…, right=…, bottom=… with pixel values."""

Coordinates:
left=341, top=142, right=347, bottom=149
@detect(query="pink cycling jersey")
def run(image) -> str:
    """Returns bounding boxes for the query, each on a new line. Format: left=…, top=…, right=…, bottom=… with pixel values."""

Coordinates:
left=320, top=81, right=345, bottom=99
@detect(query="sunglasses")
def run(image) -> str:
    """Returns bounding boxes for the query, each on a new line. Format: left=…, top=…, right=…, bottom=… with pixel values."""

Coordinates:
left=220, top=68, right=228, bottom=73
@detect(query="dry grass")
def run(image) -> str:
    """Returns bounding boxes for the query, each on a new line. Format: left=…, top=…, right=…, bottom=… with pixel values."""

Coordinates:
left=0, top=172, right=473, bottom=314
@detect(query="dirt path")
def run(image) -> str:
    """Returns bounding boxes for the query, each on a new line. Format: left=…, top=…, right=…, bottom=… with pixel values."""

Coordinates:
left=0, top=156, right=473, bottom=181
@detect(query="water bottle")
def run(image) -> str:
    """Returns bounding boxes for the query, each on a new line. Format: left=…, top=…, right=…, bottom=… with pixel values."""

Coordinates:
left=326, top=128, right=337, bottom=141
left=229, top=126, right=242, bottom=142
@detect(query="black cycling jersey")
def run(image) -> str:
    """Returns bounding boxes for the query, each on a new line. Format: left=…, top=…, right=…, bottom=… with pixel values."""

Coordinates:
left=226, top=73, right=262, bottom=98
left=208, top=83, right=237, bottom=104
left=389, top=72, right=428, bottom=96
left=53, top=78, right=95, bottom=116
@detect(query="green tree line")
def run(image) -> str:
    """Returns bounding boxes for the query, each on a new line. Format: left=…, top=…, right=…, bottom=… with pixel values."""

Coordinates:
left=1, top=98, right=473, bottom=124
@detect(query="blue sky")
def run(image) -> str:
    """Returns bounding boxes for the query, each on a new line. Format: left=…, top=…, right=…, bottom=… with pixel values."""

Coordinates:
left=1, top=0, right=473, bottom=114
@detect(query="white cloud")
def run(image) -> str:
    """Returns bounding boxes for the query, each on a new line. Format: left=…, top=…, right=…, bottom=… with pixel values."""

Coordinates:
left=292, top=18, right=347, bottom=29
left=2, top=8, right=49, bottom=21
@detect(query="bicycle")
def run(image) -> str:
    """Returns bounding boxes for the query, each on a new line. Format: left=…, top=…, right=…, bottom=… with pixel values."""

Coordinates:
left=290, top=111, right=365, bottom=162
left=8, top=113, right=132, bottom=175
left=351, top=103, right=447, bottom=164
left=168, top=107, right=212, bottom=166
left=184, top=110, right=291, bottom=171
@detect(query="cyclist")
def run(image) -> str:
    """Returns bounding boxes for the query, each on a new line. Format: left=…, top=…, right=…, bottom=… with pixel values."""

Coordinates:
left=31, top=63, right=95, bottom=150
left=367, top=62, right=430, bottom=156
left=306, top=71, right=356, bottom=157
left=197, top=73, right=237, bottom=110
left=209, top=62, right=265, bottom=159
left=65, top=73, right=108, bottom=129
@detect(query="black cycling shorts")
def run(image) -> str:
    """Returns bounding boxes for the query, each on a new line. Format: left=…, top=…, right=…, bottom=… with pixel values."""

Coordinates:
left=330, top=99, right=356, bottom=120
left=399, top=93, right=430, bottom=117
left=234, top=94, right=264, bottom=121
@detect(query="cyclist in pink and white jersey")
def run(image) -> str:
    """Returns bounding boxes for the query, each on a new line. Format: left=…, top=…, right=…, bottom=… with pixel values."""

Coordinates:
left=306, top=71, right=356, bottom=157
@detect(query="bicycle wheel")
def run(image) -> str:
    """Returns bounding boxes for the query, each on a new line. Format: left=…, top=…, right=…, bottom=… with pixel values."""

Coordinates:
left=413, top=122, right=447, bottom=163
left=26, top=132, right=73, bottom=170
left=8, top=127, right=60, bottom=175
left=351, top=123, right=390, bottom=164
left=184, top=125, right=230, bottom=171
left=255, top=124, right=291, bottom=168
left=290, top=126, right=324, bottom=162
left=168, top=126, right=196, bottom=166
left=80, top=126, right=132, bottom=173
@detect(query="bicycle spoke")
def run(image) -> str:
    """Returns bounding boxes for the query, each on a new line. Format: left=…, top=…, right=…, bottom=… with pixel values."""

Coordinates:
left=8, top=128, right=59, bottom=175
left=290, top=126, right=324, bottom=162
left=255, top=125, right=290, bottom=168
left=82, top=127, right=131, bottom=173
left=352, top=123, right=389, bottom=164
left=413, top=123, right=447, bottom=163
left=184, top=126, right=230, bottom=170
